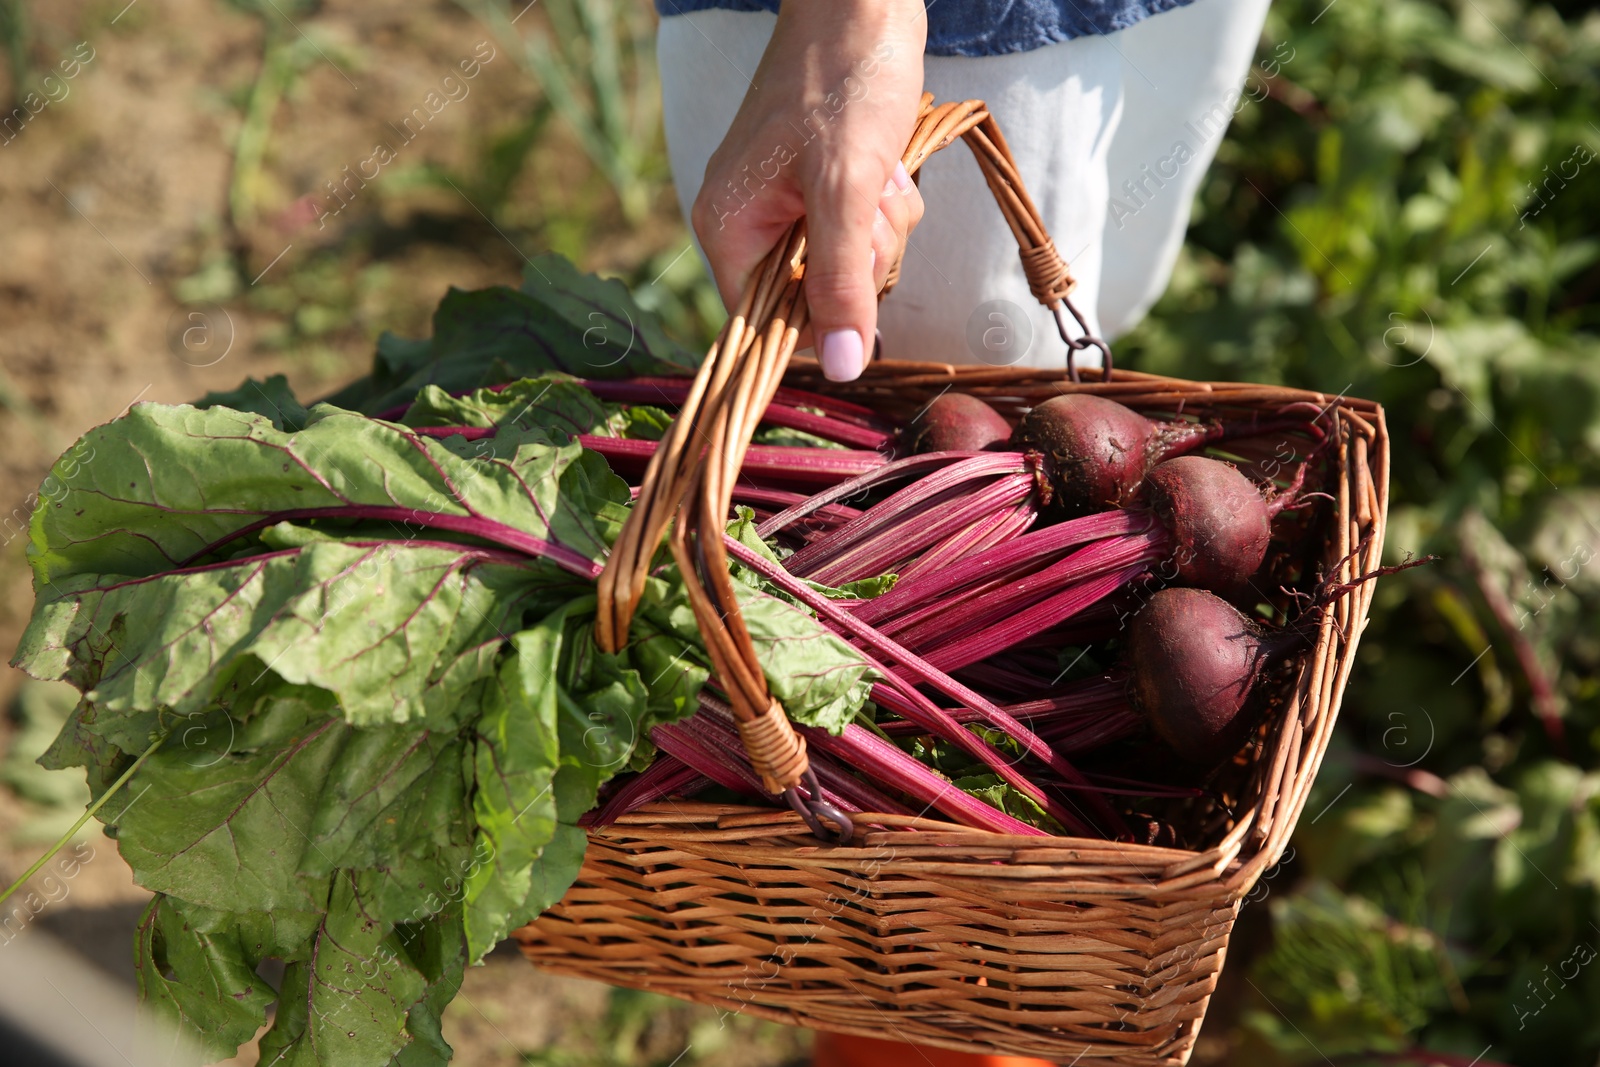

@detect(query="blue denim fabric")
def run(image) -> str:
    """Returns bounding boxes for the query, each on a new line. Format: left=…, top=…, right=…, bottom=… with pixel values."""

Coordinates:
left=654, top=0, right=1195, bottom=56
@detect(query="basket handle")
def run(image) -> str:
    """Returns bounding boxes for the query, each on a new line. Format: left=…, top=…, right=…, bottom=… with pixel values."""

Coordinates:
left=595, top=95, right=1092, bottom=839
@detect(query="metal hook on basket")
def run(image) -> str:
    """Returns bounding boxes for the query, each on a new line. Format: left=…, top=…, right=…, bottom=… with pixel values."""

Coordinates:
left=1052, top=295, right=1114, bottom=384
left=783, top=767, right=854, bottom=845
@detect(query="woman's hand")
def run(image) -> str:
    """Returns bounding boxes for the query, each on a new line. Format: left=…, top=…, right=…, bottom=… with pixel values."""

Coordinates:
left=690, top=0, right=927, bottom=382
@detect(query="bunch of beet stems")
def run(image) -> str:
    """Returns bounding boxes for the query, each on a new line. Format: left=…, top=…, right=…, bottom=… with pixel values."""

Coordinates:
left=766, top=453, right=1313, bottom=677
left=592, top=684, right=1153, bottom=836
left=759, top=458, right=1161, bottom=673
left=719, top=535, right=1128, bottom=838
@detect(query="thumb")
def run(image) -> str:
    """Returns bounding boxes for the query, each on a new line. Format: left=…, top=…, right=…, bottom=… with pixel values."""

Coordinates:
left=802, top=162, right=884, bottom=382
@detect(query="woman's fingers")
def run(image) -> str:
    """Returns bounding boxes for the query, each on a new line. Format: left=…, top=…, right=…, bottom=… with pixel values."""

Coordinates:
left=802, top=156, right=891, bottom=382
left=689, top=154, right=800, bottom=317
left=683, top=0, right=926, bottom=378
left=871, top=161, right=922, bottom=291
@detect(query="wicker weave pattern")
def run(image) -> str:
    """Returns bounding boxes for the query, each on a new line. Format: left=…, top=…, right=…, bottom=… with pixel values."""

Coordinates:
left=516, top=372, right=1389, bottom=1064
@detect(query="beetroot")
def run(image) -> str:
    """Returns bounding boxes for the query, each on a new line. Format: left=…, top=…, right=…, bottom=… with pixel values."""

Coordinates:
left=1142, top=456, right=1272, bottom=593
left=907, top=392, right=1014, bottom=453
left=1125, top=588, right=1285, bottom=764
left=1021, top=395, right=1227, bottom=512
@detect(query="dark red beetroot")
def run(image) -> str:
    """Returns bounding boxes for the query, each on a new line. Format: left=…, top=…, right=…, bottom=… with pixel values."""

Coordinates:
left=1020, top=395, right=1221, bottom=512
left=1142, top=455, right=1272, bottom=592
left=907, top=392, right=1014, bottom=453
left=1125, top=587, right=1287, bottom=765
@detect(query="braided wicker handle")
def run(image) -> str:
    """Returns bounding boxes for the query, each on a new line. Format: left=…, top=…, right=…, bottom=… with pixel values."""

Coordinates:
left=595, top=95, right=1085, bottom=836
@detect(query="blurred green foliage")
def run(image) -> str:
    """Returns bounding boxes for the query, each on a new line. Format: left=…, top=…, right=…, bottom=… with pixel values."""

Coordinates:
left=1120, top=0, right=1600, bottom=1061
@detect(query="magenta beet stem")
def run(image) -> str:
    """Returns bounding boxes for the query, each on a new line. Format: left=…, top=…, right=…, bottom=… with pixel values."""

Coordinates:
left=756, top=452, right=989, bottom=537
left=1031, top=707, right=1143, bottom=755
left=784, top=453, right=1030, bottom=578
left=855, top=508, right=1150, bottom=628
left=730, top=485, right=862, bottom=528
left=896, top=498, right=1037, bottom=584
left=578, top=378, right=895, bottom=450
left=574, top=434, right=888, bottom=487
left=686, top=695, right=917, bottom=816
left=652, top=705, right=914, bottom=819
left=907, top=543, right=1166, bottom=670
left=875, top=674, right=1127, bottom=733
left=586, top=758, right=710, bottom=826
left=649, top=718, right=771, bottom=800
left=797, top=723, right=1045, bottom=835
left=888, top=531, right=1163, bottom=650
left=175, top=505, right=603, bottom=579
left=404, top=427, right=890, bottom=487
left=806, top=471, right=1039, bottom=587
left=722, top=535, right=1124, bottom=837
left=412, top=424, right=492, bottom=440
left=578, top=376, right=890, bottom=427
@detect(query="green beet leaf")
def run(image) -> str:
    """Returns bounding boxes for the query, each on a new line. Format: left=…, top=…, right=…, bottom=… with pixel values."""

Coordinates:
left=254, top=874, right=460, bottom=1067
left=20, top=402, right=611, bottom=588
left=17, top=541, right=554, bottom=729
left=336, top=256, right=699, bottom=416
left=461, top=612, right=564, bottom=960
left=401, top=376, right=613, bottom=436
left=137, top=894, right=320, bottom=1061
left=195, top=373, right=310, bottom=432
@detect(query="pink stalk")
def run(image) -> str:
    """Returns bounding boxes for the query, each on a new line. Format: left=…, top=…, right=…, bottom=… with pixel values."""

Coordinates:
left=783, top=453, right=1031, bottom=578
left=412, top=425, right=494, bottom=440
left=404, top=427, right=890, bottom=487
left=866, top=681, right=1149, bottom=785
left=577, top=378, right=894, bottom=450
left=896, top=498, right=1037, bottom=584
left=575, top=435, right=888, bottom=487
left=806, top=472, right=1039, bottom=586
left=723, top=536, right=1125, bottom=837
left=756, top=452, right=990, bottom=538
left=730, top=485, right=862, bottom=530
left=798, top=724, right=1046, bottom=836
left=909, top=553, right=1165, bottom=671
left=653, top=704, right=917, bottom=819
left=586, top=758, right=710, bottom=826
left=175, top=505, right=603, bottom=579
left=687, top=695, right=916, bottom=816
left=1029, top=708, right=1143, bottom=754
left=953, top=660, right=1056, bottom=699
left=577, top=376, right=890, bottom=428
left=852, top=510, right=1151, bottom=627
left=876, top=674, right=1129, bottom=733
left=649, top=717, right=769, bottom=799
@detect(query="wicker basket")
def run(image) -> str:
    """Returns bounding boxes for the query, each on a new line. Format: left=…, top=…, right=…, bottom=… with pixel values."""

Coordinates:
left=514, top=97, right=1390, bottom=1065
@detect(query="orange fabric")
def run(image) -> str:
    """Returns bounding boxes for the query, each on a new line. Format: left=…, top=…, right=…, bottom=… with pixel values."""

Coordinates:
left=812, top=1032, right=1059, bottom=1067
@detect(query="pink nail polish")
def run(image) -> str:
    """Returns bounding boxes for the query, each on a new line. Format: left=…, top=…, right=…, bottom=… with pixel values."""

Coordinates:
left=892, top=161, right=912, bottom=193
left=820, top=329, right=864, bottom=382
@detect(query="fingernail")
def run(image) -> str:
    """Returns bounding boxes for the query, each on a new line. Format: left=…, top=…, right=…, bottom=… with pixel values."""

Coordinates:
left=820, top=329, right=865, bottom=382
left=892, top=161, right=912, bottom=193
